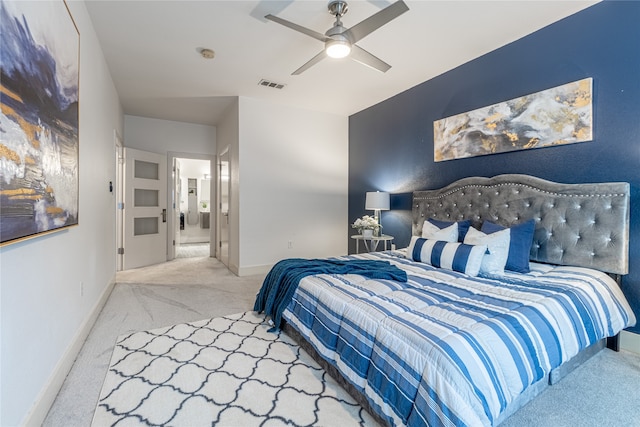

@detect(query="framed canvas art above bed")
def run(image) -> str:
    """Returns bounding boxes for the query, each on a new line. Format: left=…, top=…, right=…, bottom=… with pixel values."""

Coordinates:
left=0, top=0, right=80, bottom=245
left=434, top=78, right=593, bottom=162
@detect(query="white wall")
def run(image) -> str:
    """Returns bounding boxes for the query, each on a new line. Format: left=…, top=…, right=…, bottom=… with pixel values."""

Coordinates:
left=237, top=97, right=349, bottom=275
left=0, top=2, right=123, bottom=425
left=124, top=115, right=216, bottom=156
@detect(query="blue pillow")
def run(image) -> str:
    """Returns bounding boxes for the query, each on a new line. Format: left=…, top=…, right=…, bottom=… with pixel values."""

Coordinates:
left=406, top=236, right=486, bottom=277
left=481, top=219, right=535, bottom=273
left=427, top=218, right=472, bottom=242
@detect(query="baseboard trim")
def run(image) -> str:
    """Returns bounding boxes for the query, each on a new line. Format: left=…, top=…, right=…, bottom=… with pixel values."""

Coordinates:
left=237, top=263, right=272, bottom=277
left=21, top=277, right=116, bottom=427
left=620, top=330, right=640, bottom=355
left=228, top=262, right=239, bottom=276
left=221, top=261, right=268, bottom=277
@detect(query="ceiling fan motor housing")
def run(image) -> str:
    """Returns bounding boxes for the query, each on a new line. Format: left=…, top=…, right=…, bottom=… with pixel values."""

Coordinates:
left=328, top=1, right=349, bottom=18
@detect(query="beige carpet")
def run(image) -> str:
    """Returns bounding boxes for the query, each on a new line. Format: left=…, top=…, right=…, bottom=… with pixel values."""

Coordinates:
left=44, top=257, right=266, bottom=427
left=176, top=243, right=210, bottom=258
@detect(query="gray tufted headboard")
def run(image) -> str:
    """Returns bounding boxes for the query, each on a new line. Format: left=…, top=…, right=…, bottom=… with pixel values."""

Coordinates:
left=412, top=174, right=630, bottom=275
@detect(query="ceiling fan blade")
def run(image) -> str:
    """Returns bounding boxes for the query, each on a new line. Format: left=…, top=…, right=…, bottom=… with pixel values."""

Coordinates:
left=292, top=50, right=326, bottom=75
left=251, top=1, right=294, bottom=22
left=350, top=45, right=391, bottom=73
left=342, top=0, right=409, bottom=43
left=265, top=14, right=328, bottom=42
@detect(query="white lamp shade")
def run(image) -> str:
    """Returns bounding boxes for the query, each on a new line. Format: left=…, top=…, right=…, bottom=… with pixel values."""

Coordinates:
left=365, top=191, right=390, bottom=211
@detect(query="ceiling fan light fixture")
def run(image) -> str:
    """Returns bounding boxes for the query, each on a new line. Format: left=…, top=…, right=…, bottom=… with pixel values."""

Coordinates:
left=325, top=39, right=351, bottom=59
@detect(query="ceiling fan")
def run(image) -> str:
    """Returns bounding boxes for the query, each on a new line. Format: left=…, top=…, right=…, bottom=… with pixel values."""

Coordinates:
left=265, top=0, right=409, bottom=75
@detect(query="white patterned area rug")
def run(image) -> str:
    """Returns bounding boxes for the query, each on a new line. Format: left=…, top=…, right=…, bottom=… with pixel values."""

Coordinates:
left=92, top=311, right=377, bottom=426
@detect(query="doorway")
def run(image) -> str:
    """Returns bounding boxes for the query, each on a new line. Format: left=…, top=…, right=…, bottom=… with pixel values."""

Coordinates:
left=116, top=149, right=215, bottom=271
left=174, top=157, right=212, bottom=258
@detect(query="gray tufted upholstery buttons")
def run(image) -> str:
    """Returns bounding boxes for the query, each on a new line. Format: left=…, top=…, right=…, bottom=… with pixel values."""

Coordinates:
left=410, top=174, right=629, bottom=274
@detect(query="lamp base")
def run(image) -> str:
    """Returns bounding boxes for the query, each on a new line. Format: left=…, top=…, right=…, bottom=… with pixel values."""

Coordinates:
left=374, top=209, right=381, bottom=237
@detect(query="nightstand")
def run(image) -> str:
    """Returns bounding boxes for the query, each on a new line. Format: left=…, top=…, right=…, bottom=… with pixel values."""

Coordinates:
left=351, top=234, right=394, bottom=253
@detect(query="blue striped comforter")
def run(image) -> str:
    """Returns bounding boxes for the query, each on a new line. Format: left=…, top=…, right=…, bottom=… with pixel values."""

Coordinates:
left=282, top=251, right=636, bottom=426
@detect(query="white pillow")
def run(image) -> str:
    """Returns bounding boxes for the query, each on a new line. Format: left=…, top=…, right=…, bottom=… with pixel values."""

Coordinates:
left=463, top=226, right=510, bottom=275
left=421, top=220, right=458, bottom=242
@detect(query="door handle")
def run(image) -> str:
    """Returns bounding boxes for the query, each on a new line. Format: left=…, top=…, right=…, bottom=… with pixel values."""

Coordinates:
left=161, top=209, right=167, bottom=223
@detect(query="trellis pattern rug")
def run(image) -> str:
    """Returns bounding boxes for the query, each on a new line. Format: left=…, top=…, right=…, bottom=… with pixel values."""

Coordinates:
left=92, top=311, right=377, bottom=426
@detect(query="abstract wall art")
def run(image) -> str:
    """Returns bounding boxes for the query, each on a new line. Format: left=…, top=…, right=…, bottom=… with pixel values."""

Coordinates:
left=434, top=78, right=593, bottom=162
left=0, top=0, right=79, bottom=245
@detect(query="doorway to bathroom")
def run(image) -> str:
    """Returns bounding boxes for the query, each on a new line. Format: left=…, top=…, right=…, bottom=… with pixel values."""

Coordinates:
left=174, top=157, right=212, bottom=258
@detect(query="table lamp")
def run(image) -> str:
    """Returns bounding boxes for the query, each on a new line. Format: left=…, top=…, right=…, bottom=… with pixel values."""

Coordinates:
left=365, top=191, right=390, bottom=236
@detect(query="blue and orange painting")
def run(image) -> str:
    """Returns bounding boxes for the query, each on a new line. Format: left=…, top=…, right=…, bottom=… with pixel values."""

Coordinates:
left=0, top=0, right=79, bottom=244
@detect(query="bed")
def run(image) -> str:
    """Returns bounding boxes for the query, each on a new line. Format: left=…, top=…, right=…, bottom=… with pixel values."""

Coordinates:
left=255, top=174, right=636, bottom=426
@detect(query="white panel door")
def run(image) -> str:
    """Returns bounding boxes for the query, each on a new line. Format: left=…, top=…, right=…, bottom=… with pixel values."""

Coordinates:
left=218, top=151, right=229, bottom=266
left=173, top=158, right=181, bottom=258
left=123, top=147, right=167, bottom=270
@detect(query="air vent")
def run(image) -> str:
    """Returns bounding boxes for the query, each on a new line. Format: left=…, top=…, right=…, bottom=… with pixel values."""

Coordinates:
left=258, top=79, right=286, bottom=90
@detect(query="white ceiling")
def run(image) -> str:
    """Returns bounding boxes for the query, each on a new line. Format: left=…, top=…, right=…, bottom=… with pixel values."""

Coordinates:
left=85, top=0, right=598, bottom=126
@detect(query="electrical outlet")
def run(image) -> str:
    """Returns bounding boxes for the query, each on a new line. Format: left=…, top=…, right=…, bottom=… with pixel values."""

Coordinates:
left=80, top=281, right=84, bottom=296
left=288, top=241, right=293, bottom=249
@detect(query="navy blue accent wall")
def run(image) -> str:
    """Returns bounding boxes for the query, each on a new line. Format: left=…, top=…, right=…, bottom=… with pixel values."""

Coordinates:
left=349, top=1, right=640, bottom=332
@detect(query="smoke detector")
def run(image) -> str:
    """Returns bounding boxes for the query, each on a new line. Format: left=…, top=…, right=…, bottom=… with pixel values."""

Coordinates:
left=197, top=48, right=215, bottom=59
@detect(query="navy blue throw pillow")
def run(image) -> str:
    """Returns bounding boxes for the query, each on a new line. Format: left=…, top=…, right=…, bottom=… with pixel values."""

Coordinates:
left=481, top=219, right=535, bottom=273
left=428, top=218, right=472, bottom=242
